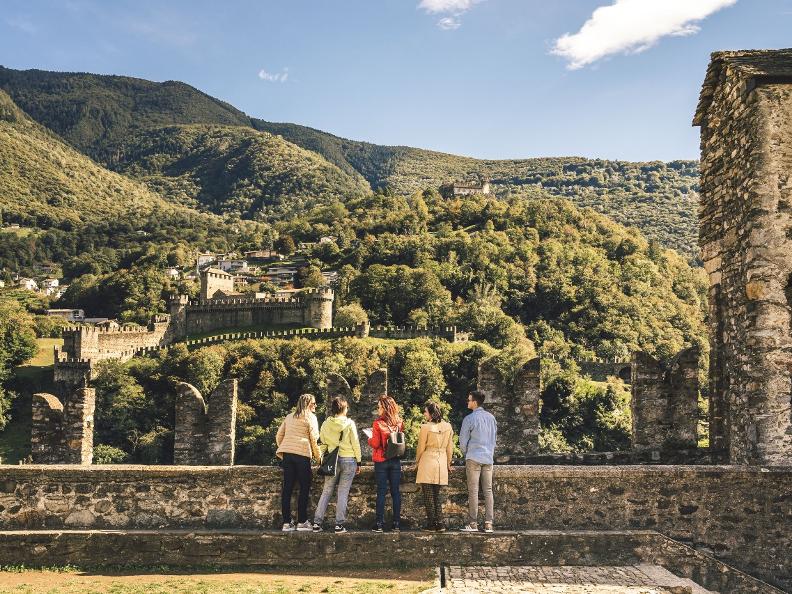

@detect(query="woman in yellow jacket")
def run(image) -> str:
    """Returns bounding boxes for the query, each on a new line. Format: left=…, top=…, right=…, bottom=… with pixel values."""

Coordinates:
left=415, top=401, right=454, bottom=532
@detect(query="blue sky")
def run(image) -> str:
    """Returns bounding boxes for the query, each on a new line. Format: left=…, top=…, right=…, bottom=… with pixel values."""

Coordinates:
left=1, top=0, right=789, bottom=161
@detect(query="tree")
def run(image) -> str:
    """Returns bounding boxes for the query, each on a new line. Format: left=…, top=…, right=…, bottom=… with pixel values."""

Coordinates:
left=334, top=303, right=368, bottom=328
left=0, top=299, right=38, bottom=429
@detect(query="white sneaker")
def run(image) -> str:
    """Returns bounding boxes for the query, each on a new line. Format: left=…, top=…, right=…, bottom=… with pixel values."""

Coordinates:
left=282, top=522, right=295, bottom=531
left=459, top=522, right=479, bottom=532
left=296, top=521, right=312, bottom=531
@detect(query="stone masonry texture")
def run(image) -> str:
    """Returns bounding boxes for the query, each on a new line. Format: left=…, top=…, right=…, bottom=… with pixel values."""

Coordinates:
left=631, top=348, right=700, bottom=451
left=30, top=389, right=95, bottom=465
left=173, top=379, right=238, bottom=465
left=0, top=530, right=780, bottom=593
left=695, top=50, right=792, bottom=464
left=477, top=357, right=540, bottom=461
left=0, top=465, right=788, bottom=589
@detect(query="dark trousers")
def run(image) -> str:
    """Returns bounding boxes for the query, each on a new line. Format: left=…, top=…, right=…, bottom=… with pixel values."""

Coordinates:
left=281, top=453, right=312, bottom=524
left=374, top=458, right=402, bottom=525
left=421, top=484, right=443, bottom=528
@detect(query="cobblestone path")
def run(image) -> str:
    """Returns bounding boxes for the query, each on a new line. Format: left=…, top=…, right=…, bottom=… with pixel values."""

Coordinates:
left=445, top=565, right=716, bottom=593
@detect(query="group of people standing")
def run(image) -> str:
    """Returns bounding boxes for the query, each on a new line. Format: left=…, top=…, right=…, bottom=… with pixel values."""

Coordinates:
left=274, top=390, right=497, bottom=533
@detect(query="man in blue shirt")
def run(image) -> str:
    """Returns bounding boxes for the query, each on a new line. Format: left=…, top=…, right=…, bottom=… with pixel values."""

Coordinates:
left=458, top=390, right=497, bottom=533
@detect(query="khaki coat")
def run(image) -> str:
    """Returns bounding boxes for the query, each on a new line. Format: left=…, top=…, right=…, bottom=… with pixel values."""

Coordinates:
left=415, top=421, right=454, bottom=485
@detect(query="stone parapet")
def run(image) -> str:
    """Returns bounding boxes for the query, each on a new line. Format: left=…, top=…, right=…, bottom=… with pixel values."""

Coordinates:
left=173, top=379, right=238, bottom=466
left=0, top=465, right=788, bottom=588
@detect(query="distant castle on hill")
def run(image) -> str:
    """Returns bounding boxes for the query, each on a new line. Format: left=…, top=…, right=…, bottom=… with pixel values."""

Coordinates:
left=439, top=179, right=491, bottom=198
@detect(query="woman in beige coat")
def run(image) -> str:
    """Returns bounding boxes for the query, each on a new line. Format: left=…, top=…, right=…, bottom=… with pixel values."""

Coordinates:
left=275, top=394, right=321, bottom=532
left=415, top=401, right=454, bottom=532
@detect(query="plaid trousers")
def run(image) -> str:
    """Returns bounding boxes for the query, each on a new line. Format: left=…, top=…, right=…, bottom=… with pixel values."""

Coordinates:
left=421, top=484, right=444, bottom=527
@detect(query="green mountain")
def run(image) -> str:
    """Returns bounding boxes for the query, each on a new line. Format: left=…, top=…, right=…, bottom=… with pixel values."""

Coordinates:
left=108, top=124, right=370, bottom=218
left=0, top=66, right=700, bottom=258
left=0, top=66, right=250, bottom=162
left=253, top=120, right=700, bottom=258
left=0, top=89, right=208, bottom=227
left=0, top=89, right=265, bottom=278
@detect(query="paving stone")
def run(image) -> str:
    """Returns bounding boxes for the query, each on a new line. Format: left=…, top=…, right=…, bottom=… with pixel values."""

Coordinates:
left=445, top=565, right=714, bottom=594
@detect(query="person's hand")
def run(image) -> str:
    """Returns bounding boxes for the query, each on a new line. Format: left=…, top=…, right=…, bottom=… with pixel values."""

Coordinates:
left=355, top=465, right=361, bottom=475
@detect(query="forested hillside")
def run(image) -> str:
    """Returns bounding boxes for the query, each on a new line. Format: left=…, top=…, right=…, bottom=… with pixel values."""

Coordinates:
left=109, top=124, right=370, bottom=218
left=0, top=90, right=270, bottom=290
left=0, top=66, right=700, bottom=258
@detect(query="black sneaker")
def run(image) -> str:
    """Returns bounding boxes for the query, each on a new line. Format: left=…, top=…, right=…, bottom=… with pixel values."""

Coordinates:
left=334, top=524, right=346, bottom=534
left=311, top=522, right=322, bottom=532
left=371, top=523, right=384, bottom=533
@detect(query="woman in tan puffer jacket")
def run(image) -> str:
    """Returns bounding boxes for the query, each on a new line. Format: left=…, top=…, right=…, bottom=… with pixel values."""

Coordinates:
left=276, top=394, right=321, bottom=531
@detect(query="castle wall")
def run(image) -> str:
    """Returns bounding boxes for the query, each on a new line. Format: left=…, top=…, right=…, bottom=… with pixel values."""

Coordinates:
left=477, top=358, right=540, bottom=461
left=0, top=465, right=789, bottom=589
left=696, top=54, right=792, bottom=464
left=631, top=348, right=700, bottom=451
left=30, top=389, right=95, bottom=465
left=174, top=380, right=238, bottom=466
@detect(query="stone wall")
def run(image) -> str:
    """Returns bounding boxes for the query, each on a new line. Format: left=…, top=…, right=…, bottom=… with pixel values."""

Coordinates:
left=0, top=531, right=779, bottom=593
left=173, top=380, right=238, bottom=466
left=0, top=465, right=788, bottom=589
left=631, top=347, right=700, bottom=451
left=695, top=50, right=792, bottom=465
left=30, top=389, right=95, bottom=464
left=477, top=358, right=540, bottom=461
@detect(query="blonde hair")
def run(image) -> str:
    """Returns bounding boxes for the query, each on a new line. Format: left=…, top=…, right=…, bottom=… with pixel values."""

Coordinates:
left=294, top=393, right=316, bottom=418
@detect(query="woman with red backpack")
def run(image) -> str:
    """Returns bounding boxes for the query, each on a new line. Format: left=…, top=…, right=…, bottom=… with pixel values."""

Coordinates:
left=367, top=394, right=405, bottom=532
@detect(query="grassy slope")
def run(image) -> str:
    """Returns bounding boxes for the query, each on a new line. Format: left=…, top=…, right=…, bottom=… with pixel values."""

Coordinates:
left=111, top=124, right=370, bottom=217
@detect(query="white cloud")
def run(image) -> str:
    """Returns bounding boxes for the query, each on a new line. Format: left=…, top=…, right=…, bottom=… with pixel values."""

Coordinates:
left=419, top=0, right=477, bottom=13
left=437, top=16, right=462, bottom=30
left=418, top=0, right=483, bottom=30
left=552, top=0, right=738, bottom=70
left=258, top=68, right=289, bottom=83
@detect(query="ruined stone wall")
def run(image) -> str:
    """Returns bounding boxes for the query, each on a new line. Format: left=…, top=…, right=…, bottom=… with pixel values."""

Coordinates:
left=173, top=380, right=238, bottom=466
left=631, top=348, right=700, bottom=451
left=696, top=53, right=792, bottom=464
left=477, top=358, right=540, bottom=461
left=0, top=465, right=788, bottom=589
left=30, top=389, right=95, bottom=464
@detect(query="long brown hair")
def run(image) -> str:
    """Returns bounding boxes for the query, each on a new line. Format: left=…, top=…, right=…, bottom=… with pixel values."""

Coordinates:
left=378, top=394, right=401, bottom=428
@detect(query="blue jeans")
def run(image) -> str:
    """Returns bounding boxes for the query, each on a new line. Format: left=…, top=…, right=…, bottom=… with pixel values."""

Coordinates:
left=313, top=457, right=357, bottom=524
left=374, top=458, right=402, bottom=525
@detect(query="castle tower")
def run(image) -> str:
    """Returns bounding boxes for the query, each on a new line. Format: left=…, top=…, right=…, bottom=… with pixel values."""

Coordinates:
left=168, top=294, right=189, bottom=341
left=200, top=267, right=234, bottom=300
left=694, top=50, right=792, bottom=464
left=303, top=286, right=334, bottom=329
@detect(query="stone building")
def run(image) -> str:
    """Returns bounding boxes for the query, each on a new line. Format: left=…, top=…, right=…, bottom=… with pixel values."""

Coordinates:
left=439, top=180, right=491, bottom=198
left=200, top=267, right=235, bottom=300
left=694, top=50, right=792, bottom=465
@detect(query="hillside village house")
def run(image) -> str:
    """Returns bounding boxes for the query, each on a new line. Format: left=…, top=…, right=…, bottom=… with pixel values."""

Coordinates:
left=196, top=252, right=216, bottom=269
left=165, top=267, right=181, bottom=280
left=265, top=266, right=298, bottom=287
left=218, top=259, right=249, bottom=273
left=46, top=308, right=85, bottom=322
left=18, top=278, right=37, bottom=291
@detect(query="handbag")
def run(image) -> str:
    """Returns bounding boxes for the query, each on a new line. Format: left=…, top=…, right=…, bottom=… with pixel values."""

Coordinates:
left=317, top=423, right=350, bottom=477
left=384, top=424, right=406, bottom=460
